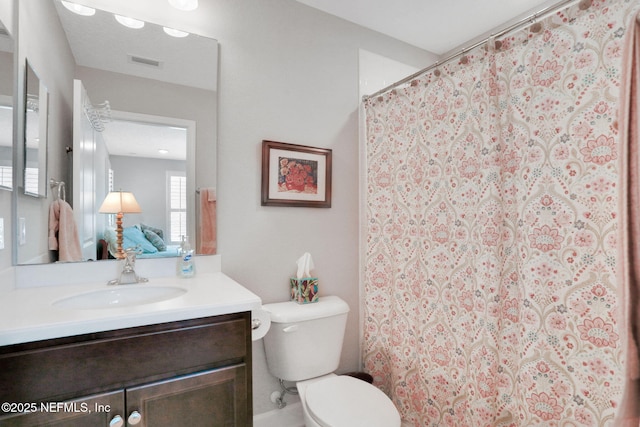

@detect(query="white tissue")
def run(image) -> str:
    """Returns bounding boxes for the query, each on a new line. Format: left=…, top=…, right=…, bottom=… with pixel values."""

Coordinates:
left=296, top=252, right=314, bottom=278
left=251, top=308, right=271, bottom=341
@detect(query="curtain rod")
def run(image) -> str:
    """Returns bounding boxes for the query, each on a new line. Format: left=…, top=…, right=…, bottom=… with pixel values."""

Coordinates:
left=362, top=0, right=586, bottom=101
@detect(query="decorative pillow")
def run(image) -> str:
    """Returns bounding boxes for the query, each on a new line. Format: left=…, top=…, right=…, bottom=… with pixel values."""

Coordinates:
left=103, top=228, right=118, bottom=256
left=140, top=223, right=164, bottom=240
left=144, top=229, right=167, bottom=252
left=123, top=226, right=158, bottom=253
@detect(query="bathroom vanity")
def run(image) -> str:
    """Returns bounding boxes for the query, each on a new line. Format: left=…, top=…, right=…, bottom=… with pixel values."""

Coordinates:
left=0, top=262, right=260, bottom=427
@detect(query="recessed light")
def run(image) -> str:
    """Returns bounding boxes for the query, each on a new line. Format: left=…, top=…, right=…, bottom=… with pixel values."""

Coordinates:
left=61, top=1, right=96, bottom=16
left=158, top=149, right=170, bottom=154
left=163, top=27, right=190, bottom=38
left=114, top=15, right=145, bottom=29
left=168, top=0, right=198, bottom=11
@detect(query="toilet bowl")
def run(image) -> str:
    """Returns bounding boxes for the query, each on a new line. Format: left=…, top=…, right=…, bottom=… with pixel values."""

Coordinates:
left=297, top=374, right=401, bottom=427
left=261, top=296, right=401, bottom=427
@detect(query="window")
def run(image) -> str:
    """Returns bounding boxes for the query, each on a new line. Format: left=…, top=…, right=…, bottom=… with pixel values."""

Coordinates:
left=24, top=167, right=38, bottom=195
left=167, top=171, right=187, bottom=244
left=0, top=166, right=11, bottom=189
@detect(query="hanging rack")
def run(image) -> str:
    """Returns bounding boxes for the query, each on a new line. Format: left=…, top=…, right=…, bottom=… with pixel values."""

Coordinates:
left=83, top=99, right=111, bottom=132
left=25, top=94, right=40, bottom=112
left=362, top=0, right=590, bottom=101
left=50, top=178, right=66, bottom=201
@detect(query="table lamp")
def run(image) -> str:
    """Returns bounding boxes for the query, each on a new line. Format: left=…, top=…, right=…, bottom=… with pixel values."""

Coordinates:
left=99, top=191, right=142, bottom=259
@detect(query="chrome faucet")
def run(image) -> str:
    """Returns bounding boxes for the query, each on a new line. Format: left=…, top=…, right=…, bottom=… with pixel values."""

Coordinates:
left=108, top=248, right=148, bottom=285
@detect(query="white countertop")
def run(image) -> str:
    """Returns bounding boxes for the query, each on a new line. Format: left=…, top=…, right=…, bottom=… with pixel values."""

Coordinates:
left=0, top=272, right=262, bottom=346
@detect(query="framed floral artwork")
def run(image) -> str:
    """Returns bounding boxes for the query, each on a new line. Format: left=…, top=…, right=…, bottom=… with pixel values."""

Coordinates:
left=261, top=140, right=332, bottom=208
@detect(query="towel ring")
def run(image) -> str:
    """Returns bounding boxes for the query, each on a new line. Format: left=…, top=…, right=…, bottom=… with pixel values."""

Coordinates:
left=49, top=179, right=66, bottom=202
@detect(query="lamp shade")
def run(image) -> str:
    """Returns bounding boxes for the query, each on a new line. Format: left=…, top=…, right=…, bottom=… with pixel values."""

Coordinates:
left=99, top=191, right=142, bottom=214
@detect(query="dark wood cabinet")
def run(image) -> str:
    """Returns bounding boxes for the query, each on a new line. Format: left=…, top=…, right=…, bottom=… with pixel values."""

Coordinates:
left=0, top=391, right=124, bottom=427
left=128, top=365, right=247, bottom=427
left=0, top=312, right=252, bottom=427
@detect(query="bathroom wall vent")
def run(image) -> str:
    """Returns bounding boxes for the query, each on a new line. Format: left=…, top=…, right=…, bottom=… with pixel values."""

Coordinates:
left=128, top=54, right=163, bottom=69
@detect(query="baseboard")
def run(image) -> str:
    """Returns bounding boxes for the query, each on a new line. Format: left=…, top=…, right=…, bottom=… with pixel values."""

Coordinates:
left=253, top=402, right=304, bottom=427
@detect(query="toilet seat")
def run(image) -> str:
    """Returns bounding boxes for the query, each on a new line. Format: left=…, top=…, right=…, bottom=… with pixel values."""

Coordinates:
left=304, top=375, right=400, bottom=427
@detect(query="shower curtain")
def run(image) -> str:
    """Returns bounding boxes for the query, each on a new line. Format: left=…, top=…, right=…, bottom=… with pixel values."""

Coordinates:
left=362, top=0, right=640, bottom=425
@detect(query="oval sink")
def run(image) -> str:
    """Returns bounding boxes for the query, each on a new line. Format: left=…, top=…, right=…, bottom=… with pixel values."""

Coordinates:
left=53, top=286, right=187, bottom=310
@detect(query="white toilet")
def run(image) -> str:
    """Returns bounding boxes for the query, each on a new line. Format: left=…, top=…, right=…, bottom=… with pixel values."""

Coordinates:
left=262, top=295, right=401, bottom=427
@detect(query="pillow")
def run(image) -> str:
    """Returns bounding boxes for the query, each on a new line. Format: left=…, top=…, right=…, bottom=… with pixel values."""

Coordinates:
left=140, top=223, right=164, bottom=240
left=122, top=226, right=158, bottom=253
left=103, top=228, right=118, bottom=256
left=144, top=229, right=167, bottom=252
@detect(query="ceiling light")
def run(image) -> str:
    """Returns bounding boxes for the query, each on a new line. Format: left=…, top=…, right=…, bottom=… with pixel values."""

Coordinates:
left=163, top=27, right=190, bottom=38
left=114, top=15, right=145, bottom=29
left=168, top=0, right=198, bottom=11
left=158, top=149, right=170, bottom=154
left=61, top=1, right=96, bottom=16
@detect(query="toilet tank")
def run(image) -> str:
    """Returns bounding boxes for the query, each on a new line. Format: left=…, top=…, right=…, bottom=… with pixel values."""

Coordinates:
left=262, top=296, right=350, bottom=382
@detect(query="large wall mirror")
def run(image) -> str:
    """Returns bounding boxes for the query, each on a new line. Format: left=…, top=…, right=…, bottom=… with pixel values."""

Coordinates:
left=15, top=0, right=218, bottom=264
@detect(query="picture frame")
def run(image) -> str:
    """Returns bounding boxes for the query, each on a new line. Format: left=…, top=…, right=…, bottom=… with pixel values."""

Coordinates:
left=261, top=140, right=332, bottom=208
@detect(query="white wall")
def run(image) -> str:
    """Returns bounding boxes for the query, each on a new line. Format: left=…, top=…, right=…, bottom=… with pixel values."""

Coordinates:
left=359, top=49, right=422, bottom=99
left=208, top=0, right=436, bottom=415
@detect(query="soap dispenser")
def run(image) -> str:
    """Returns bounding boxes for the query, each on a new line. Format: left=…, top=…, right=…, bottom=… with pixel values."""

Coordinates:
left=177, top=235, right=195, bottom=278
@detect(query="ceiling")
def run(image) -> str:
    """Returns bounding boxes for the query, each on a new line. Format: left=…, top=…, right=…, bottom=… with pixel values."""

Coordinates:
left=101, top=119, right=187, bottom=161
left=294, top=0, right=562, bottom=55
left=20, top=0, right=568, bottom=157
left=74, top=0, right=567, bottom=56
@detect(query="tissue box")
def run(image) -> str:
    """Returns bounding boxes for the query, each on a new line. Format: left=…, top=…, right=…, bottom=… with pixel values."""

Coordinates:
left=290, top=277, right=319, bottom=304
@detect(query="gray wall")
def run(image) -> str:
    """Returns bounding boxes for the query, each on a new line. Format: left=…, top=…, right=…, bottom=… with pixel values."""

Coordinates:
left=209, top=0, right=436, bottom=414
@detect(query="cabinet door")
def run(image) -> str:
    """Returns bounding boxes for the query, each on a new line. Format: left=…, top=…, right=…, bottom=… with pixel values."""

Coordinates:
left=126, top=365, right=248, bottom=427
left=0, top=390, right=125, bottom=427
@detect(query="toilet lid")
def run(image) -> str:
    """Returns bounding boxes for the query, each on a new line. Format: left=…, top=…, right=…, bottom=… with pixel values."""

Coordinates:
left=305, top=375, right=400, bottom=427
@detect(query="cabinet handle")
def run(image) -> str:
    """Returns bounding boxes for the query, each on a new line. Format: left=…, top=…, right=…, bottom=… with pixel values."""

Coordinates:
left=127, top=411, right=142, bottom=425
left=109, top=415, right=124, bottom=427
left=251, top=318, right=262, bottom=330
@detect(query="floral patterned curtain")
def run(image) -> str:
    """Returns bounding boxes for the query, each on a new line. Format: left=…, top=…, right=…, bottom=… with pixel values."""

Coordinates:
left=362, top=1, right=640, bottom=425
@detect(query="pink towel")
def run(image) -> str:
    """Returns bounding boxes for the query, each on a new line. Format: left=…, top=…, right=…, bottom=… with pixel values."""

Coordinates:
left=617, top=12, right=640, bottom=425
left=198, top=188, right=217, bottom=255
left=48, top=199, right=83, bottom=262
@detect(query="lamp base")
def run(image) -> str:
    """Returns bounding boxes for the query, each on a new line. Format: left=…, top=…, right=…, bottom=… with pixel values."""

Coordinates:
left=115, top=212, right=125, bottom=259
